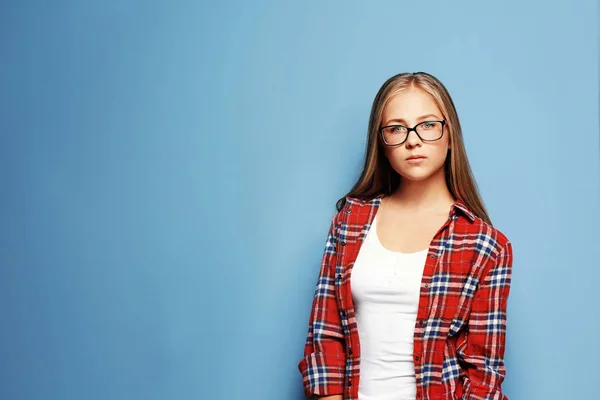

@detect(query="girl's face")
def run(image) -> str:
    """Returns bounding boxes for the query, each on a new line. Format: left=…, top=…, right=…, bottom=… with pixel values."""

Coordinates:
left=380, top=87, right=450, bottom=182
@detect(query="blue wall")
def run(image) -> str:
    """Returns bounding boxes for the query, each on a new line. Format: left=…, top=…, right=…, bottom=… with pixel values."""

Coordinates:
left=1, top=1, right=598, bottom=399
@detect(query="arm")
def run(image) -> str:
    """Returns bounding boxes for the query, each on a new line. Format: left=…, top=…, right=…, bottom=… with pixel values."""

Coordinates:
left=457, top=241, right=513, bottom=400
left=298, top=216, right=346, bottom=398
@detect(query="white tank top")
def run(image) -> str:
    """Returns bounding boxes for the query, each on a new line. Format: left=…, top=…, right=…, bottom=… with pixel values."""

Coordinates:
left=351, top=212, right=428, bottom=400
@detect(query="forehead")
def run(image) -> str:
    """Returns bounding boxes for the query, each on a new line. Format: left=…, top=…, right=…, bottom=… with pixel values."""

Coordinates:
left=382, top=88, right=442, bottom=121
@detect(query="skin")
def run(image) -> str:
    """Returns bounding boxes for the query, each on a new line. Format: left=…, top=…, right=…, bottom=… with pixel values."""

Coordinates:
left=377, top=86, right=456, bottom=254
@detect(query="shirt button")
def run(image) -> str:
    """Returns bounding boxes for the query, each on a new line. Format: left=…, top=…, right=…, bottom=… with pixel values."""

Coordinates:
left=429, top=254, right=435, bottom=258
left=415, top=356, right=419, bottom=361
left=424, top=284, right=429, bottom=288
left=417, top=392, right=421, bottom=397
left=419, top=320, right=423, bottom=325
left=337, top=274, right=342, bottom=279
left=345, top=208, right=352, bottom=214
left=348, top=349, right=353, bottom=355
left=348, top=380, right=352, bottom=386
left=340, top=240, right=347, bottom=246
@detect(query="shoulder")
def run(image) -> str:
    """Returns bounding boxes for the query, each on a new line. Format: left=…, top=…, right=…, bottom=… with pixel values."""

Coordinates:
left=334, top=195, right=382, bottom=219
left=466, top=213, right=512, bottom=262
left=327, top=195, right=382, bottom=237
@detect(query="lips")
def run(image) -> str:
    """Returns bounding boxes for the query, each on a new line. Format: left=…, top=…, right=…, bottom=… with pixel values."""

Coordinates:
left=406, top=155, right=426, bottom=160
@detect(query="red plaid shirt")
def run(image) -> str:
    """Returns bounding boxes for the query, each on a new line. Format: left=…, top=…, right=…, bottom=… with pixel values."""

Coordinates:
left=298, top=193, right=513, bottom=400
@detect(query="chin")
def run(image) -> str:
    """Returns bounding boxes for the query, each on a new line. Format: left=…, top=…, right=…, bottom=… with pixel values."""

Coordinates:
left=397, top=169, right=440, bottom=182
left=401, top=174, right=433, bottom=182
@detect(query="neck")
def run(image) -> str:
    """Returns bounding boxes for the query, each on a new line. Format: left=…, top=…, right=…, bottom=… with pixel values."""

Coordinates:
left=388, top=167, right=454, bottom=211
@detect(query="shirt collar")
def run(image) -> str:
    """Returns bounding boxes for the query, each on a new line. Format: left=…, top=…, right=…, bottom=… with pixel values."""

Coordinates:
left=451, top=197, right=476, bottom=222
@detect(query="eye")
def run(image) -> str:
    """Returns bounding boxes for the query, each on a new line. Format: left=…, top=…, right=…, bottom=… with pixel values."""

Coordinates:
left=392, top=126, right=407, bottom=133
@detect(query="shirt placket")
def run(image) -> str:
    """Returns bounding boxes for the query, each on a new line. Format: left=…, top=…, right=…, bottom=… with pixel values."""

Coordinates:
left=414, top=212, right=458, bottom=400
left=336, top=204, right=362, bottom=399
left=336, top=235, right=357, bottom=398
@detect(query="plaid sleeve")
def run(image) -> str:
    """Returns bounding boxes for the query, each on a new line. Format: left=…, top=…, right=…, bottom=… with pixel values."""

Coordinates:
left=298, top=215, right=346, bottom=398
left=458, top=241, right=513, bottom=400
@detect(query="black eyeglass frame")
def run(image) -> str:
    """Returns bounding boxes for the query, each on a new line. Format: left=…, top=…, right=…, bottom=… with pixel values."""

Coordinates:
left=379, top=119, right=447, bottom=146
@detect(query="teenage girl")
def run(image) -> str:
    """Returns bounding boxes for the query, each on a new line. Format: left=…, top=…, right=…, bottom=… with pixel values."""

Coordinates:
left=298, top=72, right=513, bottom=400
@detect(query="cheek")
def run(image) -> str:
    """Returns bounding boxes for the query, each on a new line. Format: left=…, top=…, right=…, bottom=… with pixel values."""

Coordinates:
left=384, top=148, right=401, bottom=165
left=382, top=146, right=396, bottom=161
left=434, top=144, right=450, bottom=164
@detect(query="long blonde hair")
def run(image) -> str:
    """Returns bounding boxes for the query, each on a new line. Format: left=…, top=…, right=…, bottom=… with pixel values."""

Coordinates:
left=336, top=71, right=492, bottom=226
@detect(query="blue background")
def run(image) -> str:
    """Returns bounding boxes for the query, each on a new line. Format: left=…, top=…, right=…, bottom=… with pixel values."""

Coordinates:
left=1, top=1, right=599, bottom=399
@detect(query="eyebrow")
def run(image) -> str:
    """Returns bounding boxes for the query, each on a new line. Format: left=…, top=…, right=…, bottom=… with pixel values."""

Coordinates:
left=384, top=114, right=441, bottom=126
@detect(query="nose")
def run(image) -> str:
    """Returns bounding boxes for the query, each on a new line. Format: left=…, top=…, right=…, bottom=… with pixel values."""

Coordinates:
left=404, top=128, right=422, bottom=147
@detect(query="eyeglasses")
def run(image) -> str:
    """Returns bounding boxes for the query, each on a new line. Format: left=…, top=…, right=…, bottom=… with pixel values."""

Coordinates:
left=379, top=119, right=446, bottom=146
